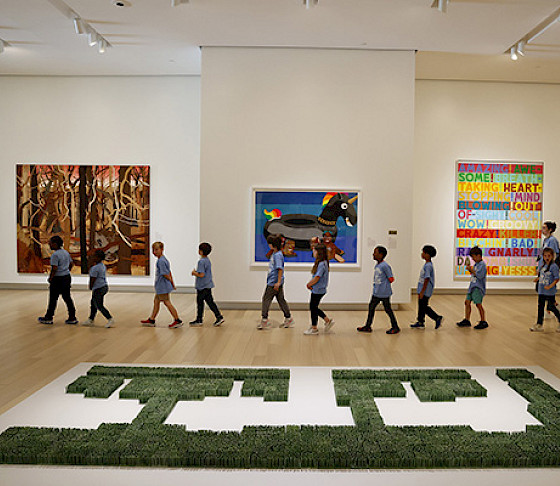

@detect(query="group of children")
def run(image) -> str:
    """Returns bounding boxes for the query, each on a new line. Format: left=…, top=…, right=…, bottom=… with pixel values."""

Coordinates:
left=37, top=236, right=113, bottom=327
left=37, top=221, right=560, bottom=334
left=139, top=241, right=225, bottom=329
left=37, top=239, right=224, bottom=330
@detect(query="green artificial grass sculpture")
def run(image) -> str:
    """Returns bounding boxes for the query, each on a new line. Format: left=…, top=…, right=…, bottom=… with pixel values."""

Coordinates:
left=1, top=366, right=559, bottom=469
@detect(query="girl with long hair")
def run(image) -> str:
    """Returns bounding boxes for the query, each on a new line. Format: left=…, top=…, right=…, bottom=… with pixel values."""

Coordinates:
left=305, top=243, right=335, bottom=335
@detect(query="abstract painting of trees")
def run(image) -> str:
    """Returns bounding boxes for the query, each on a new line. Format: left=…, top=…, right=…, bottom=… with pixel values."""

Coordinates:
left=16, top=165, right=150, bottom=275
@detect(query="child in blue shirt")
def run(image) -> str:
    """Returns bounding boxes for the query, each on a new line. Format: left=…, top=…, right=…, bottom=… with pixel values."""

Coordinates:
left=258, top=234, right=294, bottom=329
left=357, top=246, right=400, bottom=335
left=542, top=221, right=560, bottom=260
left=38, top=236, right=77, bottom=325
left=530, top=248, right=560, bottom=332
left=456, top=246, right=488, bottom=330
left=541, top=221, right=560, bottom=311
left=190, top=242, right=224, bottom=327
left=411, top=245, right=443, bottom=330
left=141, top=241, right=182, bottom=329
left=82, top=249, right=114, bottom=328
left=304, top=243, right=335, bottom=335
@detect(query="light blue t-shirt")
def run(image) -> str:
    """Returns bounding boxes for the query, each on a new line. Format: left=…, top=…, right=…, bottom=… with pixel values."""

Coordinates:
left=195, top=257, right=214, bottom=290
left=50, top=248, right=71, bottom=277
left=89, top=262, right=108, bottom=290
left=543, top=235, right=560, bottom=257
left=468, top=260, right=487, bottom=296
left=155, top=255, right=174, bottom=295
left=538, top=261, right=559, bottom=296
left=311, top=260, right=329, bottom=295
left=417, top=261, right=435, bottom=298
left=373, top=260, right=393, bottom=298
left=267, top=251, right=285, bottom=287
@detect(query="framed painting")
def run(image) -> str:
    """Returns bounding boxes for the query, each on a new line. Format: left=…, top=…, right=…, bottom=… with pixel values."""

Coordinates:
left=454, top=160, right=543, bottom=279
left=16, top=164, right=150, bottom=275
left=252, top=188, right=361, bottom=268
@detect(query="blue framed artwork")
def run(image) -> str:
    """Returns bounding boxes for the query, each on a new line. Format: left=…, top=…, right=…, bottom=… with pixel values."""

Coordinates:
left=252, top=189, right=361, bottom=267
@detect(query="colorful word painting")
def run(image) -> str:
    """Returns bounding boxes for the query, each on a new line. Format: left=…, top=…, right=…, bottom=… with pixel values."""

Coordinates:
left=455, top=161, right=543, bottom=278
left=16, top=165, right=150, bottom=275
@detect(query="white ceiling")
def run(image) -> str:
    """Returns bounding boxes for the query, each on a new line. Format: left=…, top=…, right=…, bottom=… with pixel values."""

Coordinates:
left=1, top=0, right=560, bottom=82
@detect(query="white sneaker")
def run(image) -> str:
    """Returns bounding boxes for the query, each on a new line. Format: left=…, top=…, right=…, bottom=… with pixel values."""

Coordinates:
left=530, top=324, right=544, bottom=332
left=81, top=318, right=94, bottom=327
left=324, top=319, right=335, bottom=333
left=304, top=327, right=319, bottom=335
left=105, top=318, right=115, bottom=328
left=281, top=317, right=294, bottom=328
left=257, top=318, right=270, bottom=330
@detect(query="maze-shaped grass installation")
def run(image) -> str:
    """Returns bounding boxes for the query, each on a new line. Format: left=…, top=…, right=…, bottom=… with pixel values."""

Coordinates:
left=1, top=366, right=560, bottom=468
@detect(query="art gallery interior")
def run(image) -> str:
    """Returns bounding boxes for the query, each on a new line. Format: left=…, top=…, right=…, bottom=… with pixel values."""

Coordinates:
left=2, top=1, right=560, bottom=484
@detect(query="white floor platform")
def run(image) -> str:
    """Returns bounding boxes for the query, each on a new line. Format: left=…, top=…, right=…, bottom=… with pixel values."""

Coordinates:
left=1, top=363, right=560, bottom=486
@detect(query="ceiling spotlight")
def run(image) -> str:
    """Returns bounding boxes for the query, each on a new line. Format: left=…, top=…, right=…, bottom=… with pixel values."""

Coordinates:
left=510, top=47, right=518, bottom=61
left=98, top=39, right=107, bottom=54
left=73, top=17, right=86, bottom=34
left=431, top=0, right=449, bottom=13
left=88, top=32, right=98, bottom=46
left=171, top=0, right=189, bottom=6
left=304, top=0, right=318, bottom=8
left=516, top=41, right=525, bottom=56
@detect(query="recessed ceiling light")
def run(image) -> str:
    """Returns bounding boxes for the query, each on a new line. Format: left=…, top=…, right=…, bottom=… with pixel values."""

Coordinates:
left=112, top=0, right=131, bottom=7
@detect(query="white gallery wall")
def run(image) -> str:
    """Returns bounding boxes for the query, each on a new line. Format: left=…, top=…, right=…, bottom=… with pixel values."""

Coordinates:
left=2, top=72, right=559, bottom=297
left=413, top=80, right=560, bottom=291
left=200, top=47, right=416, bottom=305
left=0, top=76, right=201, bottom=289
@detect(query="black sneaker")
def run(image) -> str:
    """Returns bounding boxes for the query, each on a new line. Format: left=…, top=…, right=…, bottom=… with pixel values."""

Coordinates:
left=189, top=319, right=203, bottom=326
left=410, top=322, right=425, bottom=329
left=435, top=316, right=444, bottom=330
left=474, top=321, right=489, bottom=330
left=456, top=319, right=471, bottom=328
left=65, top=318, right=79, bottom=325
left=38, top=316, right=53, bottom=325
left=386, top=328, right=400, bottom=335
left=213, top=316, right=225, bottom=327
left=357, top=325, right=372, bottom=333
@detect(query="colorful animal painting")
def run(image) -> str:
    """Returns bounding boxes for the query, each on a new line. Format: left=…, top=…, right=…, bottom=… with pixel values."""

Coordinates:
left=254, top=190, right=359, bottom=264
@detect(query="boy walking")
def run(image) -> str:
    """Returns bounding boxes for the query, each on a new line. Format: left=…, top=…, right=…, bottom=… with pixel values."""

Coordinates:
left=141, top=241, right=182, bottom=329
left=258, top=234, right=294, bottom=329
left=38, top=236, right=78, bottom=325
left=190, top=242, right=224, bottom=327
left=82, top=249, right=114, bottom=328
left=456, top=246, right=488, bottom=330
left=357, top=246, right=400, bottom=335
left=411, top=245, right=443, bottom=329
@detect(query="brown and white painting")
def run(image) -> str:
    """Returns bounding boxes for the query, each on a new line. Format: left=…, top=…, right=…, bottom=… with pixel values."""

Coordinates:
left=16, top=165, right=150, bottom=275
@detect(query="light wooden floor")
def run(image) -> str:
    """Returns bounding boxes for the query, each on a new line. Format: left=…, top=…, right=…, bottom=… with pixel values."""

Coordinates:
left=2, top=289, right=560, bottom=415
